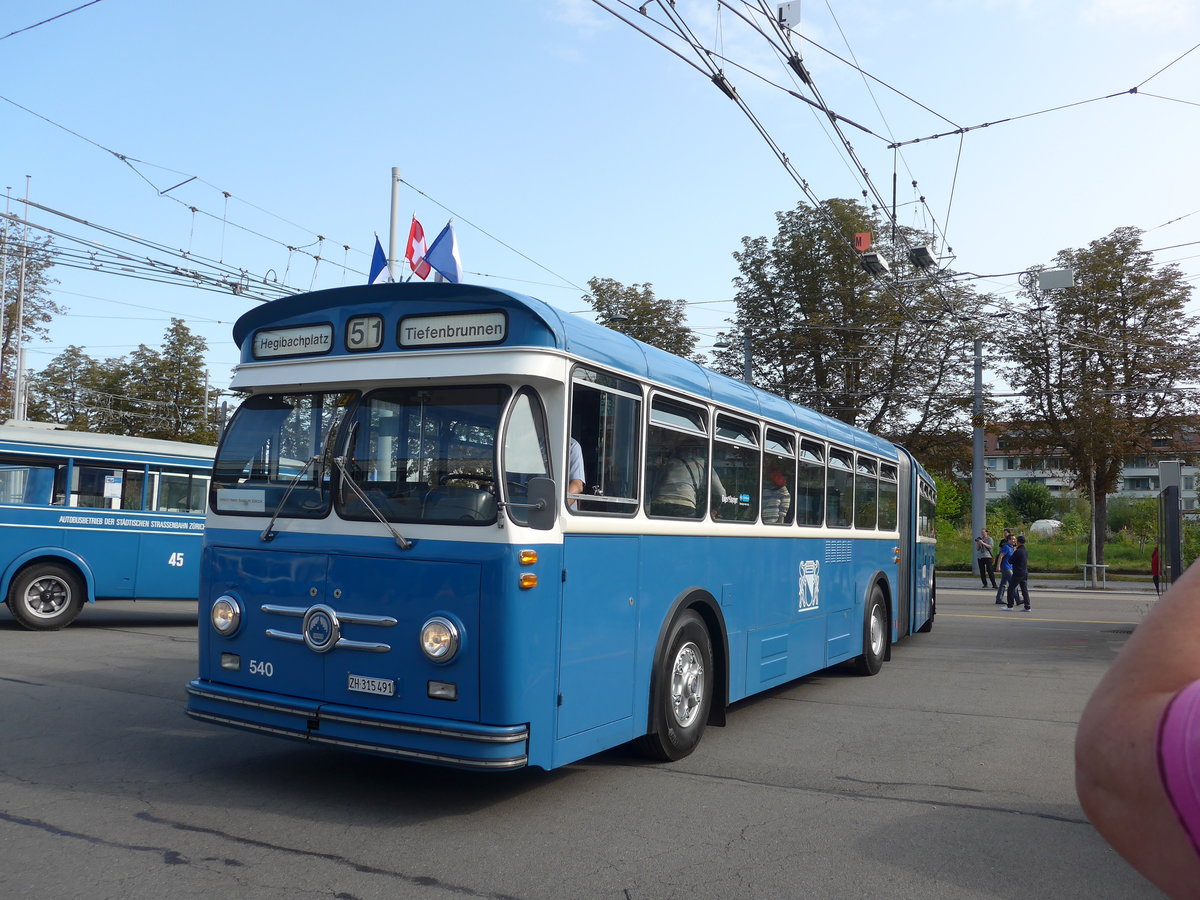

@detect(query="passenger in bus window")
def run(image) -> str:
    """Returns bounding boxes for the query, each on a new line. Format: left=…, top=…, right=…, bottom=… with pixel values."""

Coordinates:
left=650, top=448, right=724, bottom=518
left=762, top=464, right=791, bottom=524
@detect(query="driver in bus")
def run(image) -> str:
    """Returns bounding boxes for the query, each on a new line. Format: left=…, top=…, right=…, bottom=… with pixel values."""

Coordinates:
left=568, top=437, right=585, bottom=502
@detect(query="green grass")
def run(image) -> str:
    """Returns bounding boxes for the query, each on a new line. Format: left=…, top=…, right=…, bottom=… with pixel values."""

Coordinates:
left=938, top=526, right=1158, bottom=576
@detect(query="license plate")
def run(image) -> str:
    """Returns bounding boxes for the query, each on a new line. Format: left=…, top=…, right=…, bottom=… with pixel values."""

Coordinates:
left=347, top=674, right=395, bottom=697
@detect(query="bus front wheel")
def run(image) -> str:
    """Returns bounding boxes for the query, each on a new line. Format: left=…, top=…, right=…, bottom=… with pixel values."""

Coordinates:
left=7, top=563, right=85, bottom=631
left=854, top=585, right=887, bottom=676
left=638, top=609, right=713, bottom=762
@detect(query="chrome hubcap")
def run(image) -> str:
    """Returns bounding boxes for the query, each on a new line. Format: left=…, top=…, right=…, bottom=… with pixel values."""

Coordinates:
left=670, top=641, right=704, bottom=728
left=870, top=605, right=884, bottom=655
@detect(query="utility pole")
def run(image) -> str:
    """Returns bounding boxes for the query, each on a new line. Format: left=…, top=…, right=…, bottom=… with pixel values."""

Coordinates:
left=971, top=338, right=985, bottom=541
left=0, top=188, right=10, bottom=406
left=12, top=176, right=30, bottom=421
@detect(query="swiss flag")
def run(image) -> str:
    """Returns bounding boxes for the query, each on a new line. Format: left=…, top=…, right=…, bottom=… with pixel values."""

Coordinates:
left=405, top=217, right=432, bottom=279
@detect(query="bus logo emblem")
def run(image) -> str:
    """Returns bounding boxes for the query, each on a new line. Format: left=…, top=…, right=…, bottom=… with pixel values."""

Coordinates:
left=798, top=560, right=820, bottom=612
left=302, top=605, right=341, bottom=654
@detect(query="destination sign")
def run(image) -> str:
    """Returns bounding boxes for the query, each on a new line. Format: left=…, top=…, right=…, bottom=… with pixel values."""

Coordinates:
left=399, top=311, right=507, bottom=348
left=252, top=324, right=334, bottom=358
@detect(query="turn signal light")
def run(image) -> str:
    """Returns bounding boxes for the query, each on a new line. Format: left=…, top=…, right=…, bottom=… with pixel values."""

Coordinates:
left=518, top=573, right=538, bottom=590
left=519, top=549, right=538, bottom=565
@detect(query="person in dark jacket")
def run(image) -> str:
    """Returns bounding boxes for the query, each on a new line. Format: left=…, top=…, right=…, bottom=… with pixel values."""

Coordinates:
left=995, top=533, right=1016, bottom=606
left=1006, top=535, right=1031, bottom=610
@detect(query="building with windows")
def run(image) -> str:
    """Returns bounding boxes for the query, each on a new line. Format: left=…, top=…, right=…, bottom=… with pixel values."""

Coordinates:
left=984, top=432, right=1199, bottom=513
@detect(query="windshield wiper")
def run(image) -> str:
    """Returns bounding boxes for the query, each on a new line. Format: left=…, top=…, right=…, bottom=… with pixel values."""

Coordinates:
left=260, top=453, right=320, bottom=542
left=260, top=414, right=340, bottom=543
left=334, top=454, right=413, bottom=550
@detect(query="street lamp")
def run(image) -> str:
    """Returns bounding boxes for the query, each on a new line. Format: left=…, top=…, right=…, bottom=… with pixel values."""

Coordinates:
left=713, top=333, right=753, bottom=384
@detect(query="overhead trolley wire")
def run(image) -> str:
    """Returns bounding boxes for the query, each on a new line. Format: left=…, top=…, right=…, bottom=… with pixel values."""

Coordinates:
left=0, top=0, right=105, bottom=43
left=1136, top=40, right=1200, bottom=88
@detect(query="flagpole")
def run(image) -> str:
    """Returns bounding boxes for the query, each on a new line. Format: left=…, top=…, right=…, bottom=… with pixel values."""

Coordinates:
left=387, top=167, right=401, bottom=282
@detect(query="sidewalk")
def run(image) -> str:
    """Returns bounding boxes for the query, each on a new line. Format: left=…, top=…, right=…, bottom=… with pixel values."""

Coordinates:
left=938, top=571, right=1158, bottom=594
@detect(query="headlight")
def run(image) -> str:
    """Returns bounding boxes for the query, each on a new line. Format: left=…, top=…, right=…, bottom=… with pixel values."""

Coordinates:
left=211, top=595, right=242, bottom=636
left=420, top=616, right=459, bottom=662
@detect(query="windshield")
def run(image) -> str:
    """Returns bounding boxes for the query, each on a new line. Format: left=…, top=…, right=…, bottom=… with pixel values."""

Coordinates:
left=338, top=385, right=509, bottom=525
left=211, top=391, right=355, bottom=516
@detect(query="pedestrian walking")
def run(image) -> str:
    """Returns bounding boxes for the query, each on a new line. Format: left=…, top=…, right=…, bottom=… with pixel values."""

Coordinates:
left=1006, top=535, right=1031, bottom=610
left=1152, top=545, right=1162, bottom=595
left=994, top=533, right=1016, bottom=606
left=975, top=528, right=997, bottom=589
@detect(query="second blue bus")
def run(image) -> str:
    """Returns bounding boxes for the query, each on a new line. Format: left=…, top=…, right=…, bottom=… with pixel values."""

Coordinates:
left=0, top=421, right=213, bottom=630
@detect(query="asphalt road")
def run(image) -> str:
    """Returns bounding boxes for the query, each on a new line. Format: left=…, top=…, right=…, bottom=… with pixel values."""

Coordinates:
left=0, top=581, right=1163, bottom=899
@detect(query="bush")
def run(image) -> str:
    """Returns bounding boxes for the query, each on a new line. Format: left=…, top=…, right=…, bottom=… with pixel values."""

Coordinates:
left=986, top=498, right=1021, bottom=534
left=1008, top=481, right=1057, bottom=522
left=1058, top=510, right=1088, bottom=536
left=1108, top=497, right=1157, bottom=544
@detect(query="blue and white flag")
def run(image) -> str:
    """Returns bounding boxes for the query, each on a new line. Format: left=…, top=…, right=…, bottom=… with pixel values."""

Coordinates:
left=423, top=223, right=463, bottom=284
left=368, top=235, right=389, bottom=284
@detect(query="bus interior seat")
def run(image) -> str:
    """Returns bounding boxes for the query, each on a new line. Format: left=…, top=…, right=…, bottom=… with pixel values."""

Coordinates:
left=423, top=485, right=496, bottom=521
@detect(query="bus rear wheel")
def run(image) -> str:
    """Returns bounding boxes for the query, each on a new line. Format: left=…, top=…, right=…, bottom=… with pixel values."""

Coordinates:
left=854, top=585, right=887, bottom=676
left=638, top=609, right=713, bottom=762
left=7, top=563, right=85, bottom=631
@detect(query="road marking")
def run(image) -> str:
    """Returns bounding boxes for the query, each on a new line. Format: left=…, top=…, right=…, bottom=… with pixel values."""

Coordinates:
left=941, top=612, right=1140, bottom=625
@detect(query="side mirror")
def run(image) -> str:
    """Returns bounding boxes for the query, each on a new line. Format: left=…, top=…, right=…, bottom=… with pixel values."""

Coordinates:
left=526, top=477, right=557, bottom=531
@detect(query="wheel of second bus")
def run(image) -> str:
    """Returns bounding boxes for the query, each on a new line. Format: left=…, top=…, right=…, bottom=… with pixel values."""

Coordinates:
left=638, top=609, right=713, bottom=761
left=854, top=585, right=887, bottom=676
left=7, top=563, right=85, bottom=631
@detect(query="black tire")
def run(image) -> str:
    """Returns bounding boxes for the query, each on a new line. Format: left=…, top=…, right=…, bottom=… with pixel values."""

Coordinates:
left=854, top=585, right=887, bottom=676
left=638, top=609, right=713, bottom=761
left=7, top=563, right=85, bottom=631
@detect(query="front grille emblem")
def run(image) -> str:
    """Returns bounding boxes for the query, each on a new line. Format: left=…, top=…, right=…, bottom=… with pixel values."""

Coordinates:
left=302, top=604, right=341, bottom=653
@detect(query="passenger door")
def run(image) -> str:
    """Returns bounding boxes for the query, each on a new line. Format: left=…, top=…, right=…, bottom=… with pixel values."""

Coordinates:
left=556, top=535, right=638, bottom=739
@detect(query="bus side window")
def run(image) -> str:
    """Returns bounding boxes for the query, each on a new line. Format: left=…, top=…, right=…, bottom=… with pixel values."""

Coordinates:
left=569, top=369, right=642, bottom=516
left=879, top=463, right=899, bottom=530
left=762, top=429, right=796, bottom=525
left=795, top=439, right=825, bottom=526
left=712, top=414, right=759, bottom=523
left=826, top=448, right=854, bottom=528
left=646, top=395, right=709, bottom=520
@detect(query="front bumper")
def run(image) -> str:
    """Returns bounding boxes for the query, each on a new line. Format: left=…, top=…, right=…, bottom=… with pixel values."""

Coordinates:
left=185, top=679, right=529, bottom=771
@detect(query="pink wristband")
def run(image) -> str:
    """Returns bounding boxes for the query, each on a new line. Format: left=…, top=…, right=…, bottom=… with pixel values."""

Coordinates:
left=1159, top=678, right=1200, bottom=855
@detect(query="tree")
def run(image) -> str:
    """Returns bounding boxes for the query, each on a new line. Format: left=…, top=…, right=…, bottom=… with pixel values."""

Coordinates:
left=1, top=232, right=62, bottom=419
left=721, top=199, right=988, bottom=474
left=932, top=473, right=965, bottom=523
left=583, top=277, right=699, bottom=359
left=25, top=345, right=103, bottom=431
left=129, top=318, right=217, bottom=443
left=996, top=226, right=1200, bottom=566
left=1007, top=480, right=1057, bottom=522
left=27, top=319, right=219, bottom=443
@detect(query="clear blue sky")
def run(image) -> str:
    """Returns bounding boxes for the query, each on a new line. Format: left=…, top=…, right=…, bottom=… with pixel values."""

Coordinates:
left=2, top=0, right=1197, bottom=395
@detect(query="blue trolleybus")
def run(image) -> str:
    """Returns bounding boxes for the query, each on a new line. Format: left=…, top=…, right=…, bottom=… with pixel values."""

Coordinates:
left=0, top=422, right=214, bottom=630
left=186, top=282, right=936, bottom=770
